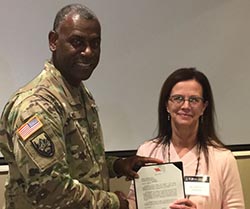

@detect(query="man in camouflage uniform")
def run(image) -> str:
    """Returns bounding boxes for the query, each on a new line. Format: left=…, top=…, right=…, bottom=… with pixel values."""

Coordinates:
left=0, top=4, right=161, bottom=209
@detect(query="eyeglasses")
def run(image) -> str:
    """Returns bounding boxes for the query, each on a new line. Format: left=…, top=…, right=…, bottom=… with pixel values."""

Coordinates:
left=169, top=94, right=204, bottom=107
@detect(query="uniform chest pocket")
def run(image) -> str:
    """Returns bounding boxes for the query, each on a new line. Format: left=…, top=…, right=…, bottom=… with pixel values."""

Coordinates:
left=64, top=115, right=98, bottom=178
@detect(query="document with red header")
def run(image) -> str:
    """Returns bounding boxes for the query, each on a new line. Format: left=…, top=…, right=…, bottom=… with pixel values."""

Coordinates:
left=134, top=162, right=185, bottom=209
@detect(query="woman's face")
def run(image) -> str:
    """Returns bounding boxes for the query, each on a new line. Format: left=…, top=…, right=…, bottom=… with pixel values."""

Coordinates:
left=166, top=79, right=207, bottom=128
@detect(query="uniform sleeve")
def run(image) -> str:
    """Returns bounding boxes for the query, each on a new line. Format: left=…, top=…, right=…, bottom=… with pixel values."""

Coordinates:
left=221, top=151, right=245, bottom=209
left=9, top=94, right=119, bottom=209
left=106, top=155, right=120, bottom=178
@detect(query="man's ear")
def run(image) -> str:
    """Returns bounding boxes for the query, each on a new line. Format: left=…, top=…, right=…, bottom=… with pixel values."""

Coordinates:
left=48, top=30, right=58, bottom=52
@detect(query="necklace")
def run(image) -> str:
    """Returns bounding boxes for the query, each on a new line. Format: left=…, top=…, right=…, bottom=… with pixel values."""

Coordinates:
left=167, top=141, right=201, bottom=176
left=167, top=141, right=201, bottom=199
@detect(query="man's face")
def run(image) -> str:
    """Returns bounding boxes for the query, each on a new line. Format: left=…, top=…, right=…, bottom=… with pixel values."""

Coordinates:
left=49, top=13, right=101, bottom=86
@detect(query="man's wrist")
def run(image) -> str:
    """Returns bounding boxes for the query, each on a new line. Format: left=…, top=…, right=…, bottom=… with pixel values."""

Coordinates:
left=113, top=158, right=124, bottom=177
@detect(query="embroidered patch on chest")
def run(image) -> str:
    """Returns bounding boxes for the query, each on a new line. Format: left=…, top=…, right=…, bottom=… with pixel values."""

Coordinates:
left=31, top=132, right=55, bottom=157
left=17, top=116, right=43, bottom=140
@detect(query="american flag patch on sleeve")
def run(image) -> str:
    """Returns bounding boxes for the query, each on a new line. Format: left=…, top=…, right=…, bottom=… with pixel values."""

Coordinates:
left=17, top=116, right=43, bottom=140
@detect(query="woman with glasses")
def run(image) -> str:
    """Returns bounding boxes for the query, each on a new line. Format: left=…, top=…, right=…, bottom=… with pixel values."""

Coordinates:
left=127, top=68, right=245, bottom=209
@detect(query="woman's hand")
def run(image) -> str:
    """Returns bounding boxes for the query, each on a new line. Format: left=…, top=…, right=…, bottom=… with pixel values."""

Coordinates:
left=169, top=198, right=197, bottom=209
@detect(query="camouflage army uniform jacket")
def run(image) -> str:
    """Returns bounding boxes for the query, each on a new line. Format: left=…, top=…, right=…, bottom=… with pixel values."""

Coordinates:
left=0, top=61, right=120, bottom=209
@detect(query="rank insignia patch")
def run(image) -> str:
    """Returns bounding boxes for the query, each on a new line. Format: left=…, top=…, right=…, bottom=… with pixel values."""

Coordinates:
left=31, top=132, right=55, bottom=157
left=17, top=116, right=43, bottom=140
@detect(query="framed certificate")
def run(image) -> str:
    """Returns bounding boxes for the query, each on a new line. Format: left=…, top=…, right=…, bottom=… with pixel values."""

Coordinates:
left=134, top=162, right=185, bottom=209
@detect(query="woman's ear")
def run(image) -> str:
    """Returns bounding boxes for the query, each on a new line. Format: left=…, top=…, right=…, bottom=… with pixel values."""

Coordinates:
left=201, top=101, right=208, bottom=115
left=166, top=102, right=169, bottom=113
left=48, top=30, right=58, bottom=52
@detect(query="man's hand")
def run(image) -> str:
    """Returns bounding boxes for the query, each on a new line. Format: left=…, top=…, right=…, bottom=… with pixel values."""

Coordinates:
left=114, top=155, right=163, bottom=180
left=114, top=191, right=129, bottom=209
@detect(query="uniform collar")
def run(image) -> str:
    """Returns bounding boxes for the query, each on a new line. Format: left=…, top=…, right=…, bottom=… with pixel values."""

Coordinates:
left=44, top=61, right=84, bottom=106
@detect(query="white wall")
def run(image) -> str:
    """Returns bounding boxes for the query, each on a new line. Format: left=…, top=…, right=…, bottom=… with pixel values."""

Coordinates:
left=0, top=0, right=250, bottom=151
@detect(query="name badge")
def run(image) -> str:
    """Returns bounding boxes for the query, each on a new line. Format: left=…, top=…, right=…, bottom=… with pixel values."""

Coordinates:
left=184, top=175, right=210, bottom=196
